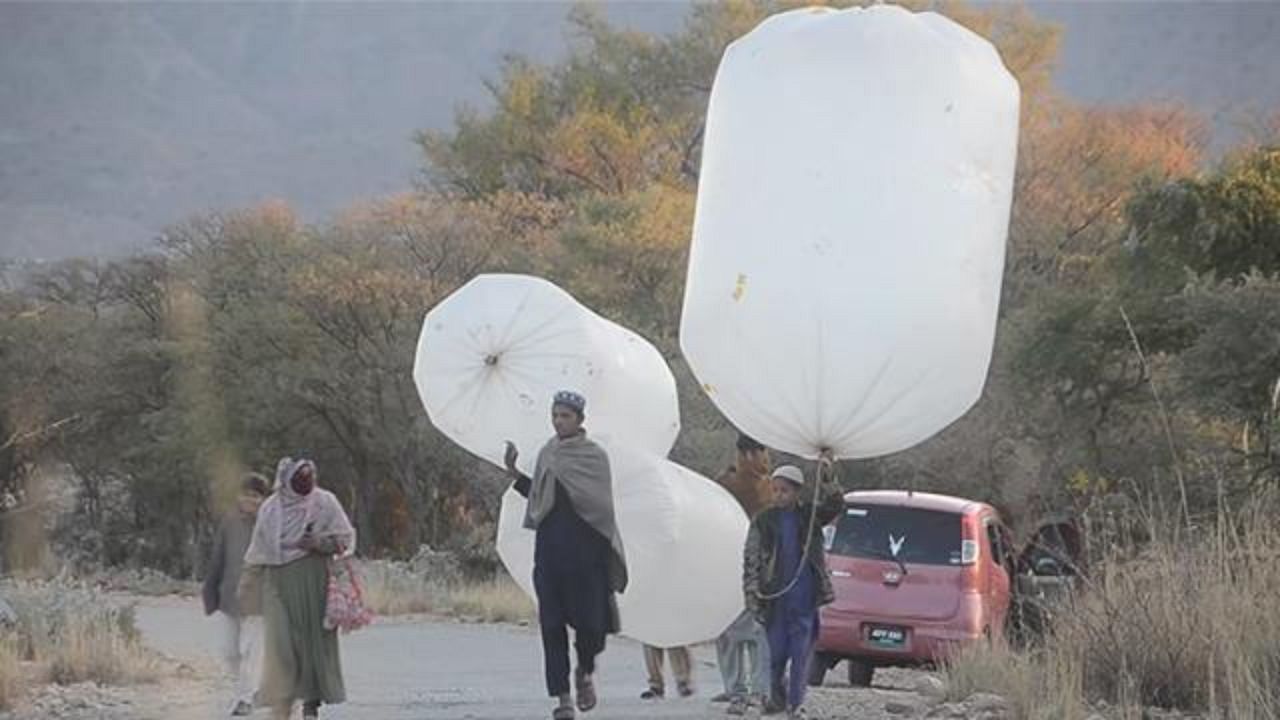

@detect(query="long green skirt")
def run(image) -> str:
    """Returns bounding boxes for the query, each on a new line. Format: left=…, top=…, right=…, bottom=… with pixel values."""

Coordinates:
left=257, top=554, right=346, bottom=709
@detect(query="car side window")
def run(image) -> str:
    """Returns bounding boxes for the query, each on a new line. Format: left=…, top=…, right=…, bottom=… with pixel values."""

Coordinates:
left=1000, top=525, right=1017, bottom=575
left=985, top=521, right=1004, bottom=568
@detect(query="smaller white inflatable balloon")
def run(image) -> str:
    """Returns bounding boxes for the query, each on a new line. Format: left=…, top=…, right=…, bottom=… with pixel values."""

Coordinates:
left=497, top=445, right=748, bottom=647
left=414, top=274, right=680, bottom=473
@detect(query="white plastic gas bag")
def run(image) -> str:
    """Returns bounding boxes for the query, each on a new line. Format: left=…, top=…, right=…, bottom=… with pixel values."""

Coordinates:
left=497, top=445, right=748, bottom=648
left=680, top=5, right=1020, bottom=459
left=414, top=273, right=680, bottom=471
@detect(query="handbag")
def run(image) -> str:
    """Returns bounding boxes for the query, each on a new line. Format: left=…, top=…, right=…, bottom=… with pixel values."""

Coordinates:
left=324, top=556, right=374, bottom=633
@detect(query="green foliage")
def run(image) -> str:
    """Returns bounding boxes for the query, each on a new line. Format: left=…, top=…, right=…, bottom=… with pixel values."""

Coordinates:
left=1172, top=275, right=1280, bottom=486
left=1126, top=147, right=1280, bottom=286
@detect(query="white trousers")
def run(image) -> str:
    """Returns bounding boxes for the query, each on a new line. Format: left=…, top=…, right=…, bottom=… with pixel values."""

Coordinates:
left=217, top=612, right=262, bottom=707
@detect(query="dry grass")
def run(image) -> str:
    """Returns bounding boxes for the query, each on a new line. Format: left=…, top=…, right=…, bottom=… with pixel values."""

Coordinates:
left=941, top=640, right=1089, bottom=719
left=45, top=613, right=158, bottom=686
left=1062, top=540, right=1279, bottom=715
left=0, top=634, right=20, bottom=710
left=359, top=560, right=444, bottom=616
left=941, top=495, right=1280, bottom=719
left=445, top=575, right=535, bottom=624
left=0, top=578, right=159, bottom=695
left=359, top=562, right=534, bottom=624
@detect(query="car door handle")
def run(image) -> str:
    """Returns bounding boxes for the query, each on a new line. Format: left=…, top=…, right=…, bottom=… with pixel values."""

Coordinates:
left=832, top=570, right=852, bottom=578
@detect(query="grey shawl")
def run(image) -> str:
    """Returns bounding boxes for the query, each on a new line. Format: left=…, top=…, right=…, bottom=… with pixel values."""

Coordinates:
left=524, top=433, right=629, bottom=593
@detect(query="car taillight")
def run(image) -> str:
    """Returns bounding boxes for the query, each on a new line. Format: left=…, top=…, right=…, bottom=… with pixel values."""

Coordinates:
left=961, top=514, right=981, bottom=565
left=959, top=516, right=981, bottom=589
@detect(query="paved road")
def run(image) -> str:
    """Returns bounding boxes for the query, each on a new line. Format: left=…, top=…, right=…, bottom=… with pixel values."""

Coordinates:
left=134, top=597, right=726, bottom=720
left=129, top=597, right=920, bottom=720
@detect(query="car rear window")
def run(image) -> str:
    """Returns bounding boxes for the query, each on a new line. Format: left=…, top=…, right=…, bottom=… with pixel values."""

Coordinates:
left=828, top=504, right=964, bottom=566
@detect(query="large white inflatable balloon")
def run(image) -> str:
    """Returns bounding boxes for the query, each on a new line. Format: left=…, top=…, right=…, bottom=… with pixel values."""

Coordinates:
left=497, top=445, right=748, bottom=647
left=680, top=5, right=1020, bottom=459
left=414, top=274, right=680, bottom=472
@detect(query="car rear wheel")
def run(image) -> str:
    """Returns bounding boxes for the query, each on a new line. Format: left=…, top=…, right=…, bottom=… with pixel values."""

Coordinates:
left=807, top=652, right=835, bottom=687
left=847, top=659, right=874, bottom=687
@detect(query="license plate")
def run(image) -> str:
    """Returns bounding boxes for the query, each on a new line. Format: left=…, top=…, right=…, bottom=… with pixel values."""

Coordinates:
left=868, top=626, right=907, bottom=648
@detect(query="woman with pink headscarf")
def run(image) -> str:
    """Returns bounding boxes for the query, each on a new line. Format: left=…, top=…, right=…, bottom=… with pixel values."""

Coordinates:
left=242, top=457, right=355, bottom=720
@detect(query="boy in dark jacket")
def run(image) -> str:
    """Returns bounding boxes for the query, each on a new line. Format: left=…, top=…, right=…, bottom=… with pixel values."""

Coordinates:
left=743, top=463, right=843, bottom=719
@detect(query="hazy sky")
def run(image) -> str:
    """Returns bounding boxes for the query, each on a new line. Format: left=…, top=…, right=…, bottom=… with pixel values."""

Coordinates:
left=1, top=1, right=1277, bottom=260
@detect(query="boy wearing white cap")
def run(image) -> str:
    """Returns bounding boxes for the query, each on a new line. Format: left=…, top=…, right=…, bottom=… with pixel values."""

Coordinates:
left=742, top=463, right=844, bottom=718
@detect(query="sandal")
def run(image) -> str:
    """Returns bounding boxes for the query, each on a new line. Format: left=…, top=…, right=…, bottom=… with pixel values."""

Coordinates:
left=575, top=668, right=597, bottom=712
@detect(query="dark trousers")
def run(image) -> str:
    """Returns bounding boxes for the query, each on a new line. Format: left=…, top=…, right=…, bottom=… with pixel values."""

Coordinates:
left=535, top=563, right=609, bottom=697
left=766, top=606, right=818, bottom=710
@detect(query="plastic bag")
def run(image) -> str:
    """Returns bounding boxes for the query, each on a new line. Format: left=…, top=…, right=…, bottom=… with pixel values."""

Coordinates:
left=497, top=444, right=749, bottom=647
left=680, top=5, right=1020, bottom=459
left=324, top=557, right=374, bottom=633
left=414, top=274, right=680, bottom=472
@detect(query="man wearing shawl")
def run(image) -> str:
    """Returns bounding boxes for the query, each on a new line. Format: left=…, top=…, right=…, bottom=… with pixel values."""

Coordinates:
left=242, top=458, right=355, bottom=720
left=505, top=391, right=628, bottom=720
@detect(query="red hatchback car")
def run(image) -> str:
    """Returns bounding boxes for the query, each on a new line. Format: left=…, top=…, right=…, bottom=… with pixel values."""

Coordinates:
left=809, top=490, right=1016, bottom=687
